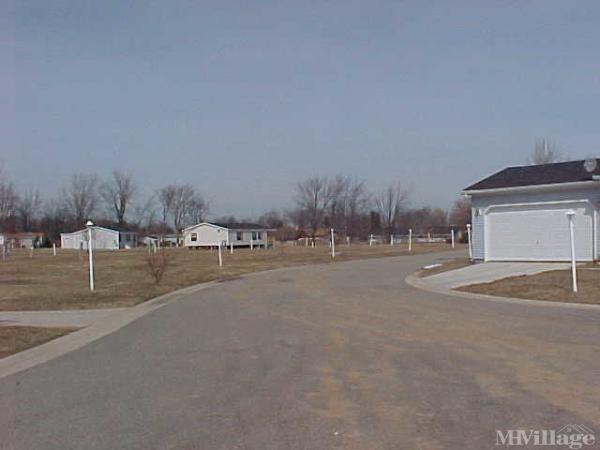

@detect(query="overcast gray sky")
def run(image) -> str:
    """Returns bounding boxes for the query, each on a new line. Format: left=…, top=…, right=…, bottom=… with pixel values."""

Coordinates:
left=3, top=1, right=600, bottom=217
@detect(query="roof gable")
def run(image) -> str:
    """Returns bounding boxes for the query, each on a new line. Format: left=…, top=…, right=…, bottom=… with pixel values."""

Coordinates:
left=464, top=159, right=600, bottom=192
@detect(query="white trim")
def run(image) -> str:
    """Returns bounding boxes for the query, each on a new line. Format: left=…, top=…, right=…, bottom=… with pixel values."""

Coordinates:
left=482, top=199, right=592, bottom=215
left=463, top=180, right=599, bottom=196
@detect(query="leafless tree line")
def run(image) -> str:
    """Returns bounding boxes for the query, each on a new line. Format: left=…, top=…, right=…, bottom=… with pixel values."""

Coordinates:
left=0, top=168, right=208, bottom=242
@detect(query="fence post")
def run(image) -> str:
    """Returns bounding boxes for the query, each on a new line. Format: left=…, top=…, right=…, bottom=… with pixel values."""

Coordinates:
left=369, top=234, right=373, bottom=246
left=408, top=229, right=412, bottom=252
left=53, top=242, right=57, bottom=256
left=218, top=243, right=223, bottom=267
left=390, top=235, right=394, bottom=246
left=451, top=229, right=455, bottom=249
left=346, top=236, right=350, bottom=247
left=330, top=228, right=335, bottom=258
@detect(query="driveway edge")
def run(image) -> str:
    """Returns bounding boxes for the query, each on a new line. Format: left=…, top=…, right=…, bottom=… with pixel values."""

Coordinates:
left=405, top=273, right=600, bottom=310
left=0, top=280, right=220, bottom=380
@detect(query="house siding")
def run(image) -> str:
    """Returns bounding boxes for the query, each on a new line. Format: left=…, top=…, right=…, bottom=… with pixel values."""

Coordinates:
left=470, top=184, right=600, bottom=261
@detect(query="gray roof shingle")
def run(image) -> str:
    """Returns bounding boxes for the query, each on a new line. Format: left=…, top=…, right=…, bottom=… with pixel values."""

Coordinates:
left=464, top=159, right=600, bottom=191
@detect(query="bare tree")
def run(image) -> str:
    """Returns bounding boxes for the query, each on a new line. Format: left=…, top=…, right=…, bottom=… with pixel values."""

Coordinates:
left=529, top=139, right=564, bottom=165
left=375, top=182, right=410, bottom=239
left=449, top=197, right=471, bottom=228
left=60, top=173, right=98, bottom=226
left=187, top=192, right=208, bottom=225
left=0, top=167, right=18, bottom=227
left=258, top=209, right=285, bottom=229
left=17, top=188, right=41, bottom=231
left=157, top=185, right=177, bottom=232
left=100, top=170, right=136, bottom=227
left=294, top=176, right=330, bottom=240
left=171, top=184, right=196, bottom=232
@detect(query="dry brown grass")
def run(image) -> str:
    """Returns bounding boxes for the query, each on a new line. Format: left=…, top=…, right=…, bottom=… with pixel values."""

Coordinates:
left=0, top=326, right=76, bottom=358
left=459, top=267, right=600, bottom=305
left=0, top=243, right=462, bottom=311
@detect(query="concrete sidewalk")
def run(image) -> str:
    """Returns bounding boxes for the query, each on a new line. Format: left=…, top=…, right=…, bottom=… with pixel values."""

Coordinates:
left=0, top=308, right=128, bottom=328
left=423, top=262, right=571, bottom=290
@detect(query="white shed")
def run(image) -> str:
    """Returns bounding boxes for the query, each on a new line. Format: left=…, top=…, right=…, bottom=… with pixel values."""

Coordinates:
left=60, top=226, right=138, bottom=250
left=183, top=222, right=272, bottom=249
left=463, top=159, right=600, bottom=262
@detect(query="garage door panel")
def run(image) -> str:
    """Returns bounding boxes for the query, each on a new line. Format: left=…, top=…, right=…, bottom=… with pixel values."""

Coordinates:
left=486, top=203, right=593, bottom=261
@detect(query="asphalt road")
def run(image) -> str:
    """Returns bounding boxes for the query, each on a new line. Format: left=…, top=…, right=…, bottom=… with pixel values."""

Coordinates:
left=1, top=251, right=599, bottom=450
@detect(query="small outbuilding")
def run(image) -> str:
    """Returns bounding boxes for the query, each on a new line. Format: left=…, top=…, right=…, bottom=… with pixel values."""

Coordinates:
left=183, top=222, right=272, bottom=249
left=60, top=226, right=138, bottom=250
left=463, top=159, right=600, bottom=262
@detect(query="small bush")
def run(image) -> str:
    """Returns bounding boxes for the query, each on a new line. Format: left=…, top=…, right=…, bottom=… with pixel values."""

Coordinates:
left=145, top=249, right=171, bottom=285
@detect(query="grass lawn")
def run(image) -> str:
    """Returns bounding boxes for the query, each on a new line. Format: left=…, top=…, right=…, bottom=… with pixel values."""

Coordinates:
left=416, top=257, right=473, bottom=278
left=459, top=265, right=600, bottom=305
left=0, top=243, right=463, bottom=311
left=0, top=326, right=77, bottom=358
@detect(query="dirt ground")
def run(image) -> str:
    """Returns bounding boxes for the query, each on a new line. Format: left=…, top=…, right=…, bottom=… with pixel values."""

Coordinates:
left=0, top=242, right=463, bottom=311
left=459, top=266, right=600, bottom=305
left=0, top=326, right=76, bottom=358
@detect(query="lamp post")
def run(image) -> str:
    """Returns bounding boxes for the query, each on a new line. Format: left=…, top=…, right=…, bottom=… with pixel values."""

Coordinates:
left=566, top=211, right=578, bottom=293
left=466, top=224, right=473, bottom=260
left=86, top=220, right=95, bottom=291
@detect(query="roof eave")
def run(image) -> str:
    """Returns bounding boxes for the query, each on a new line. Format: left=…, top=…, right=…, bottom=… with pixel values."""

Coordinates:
left=462, top=180, right=599, bottom=196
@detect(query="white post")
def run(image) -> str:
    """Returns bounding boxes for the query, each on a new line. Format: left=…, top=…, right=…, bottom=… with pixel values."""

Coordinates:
left=311, top=239, right=315, bottom=248
left=86, top=221, right=95, bottom=292
left=218, top=242, right=223, bottom=267
left=230, top=240, right=234, bottom=254
left=305, top=237, right=308, bottom=247
left=369, top=234, right=373, bottom=246
left=250, top=236, right=254, bottom=250
left=428, top=232, right=431, bottom=243
left=330, top=228, right=335, bottom=258
left=566, top=211, right=578, bottom=293
left=390, top=234, right=394, bottom=246
left=451, top=229, right=455, bottom=249
left=53, top=242, right=57, bottom=256
left=408, top=229, right=413, bottom=252
left=466, top=224, right=473, bottom=260
left=346, top=236, right=350, bottom=247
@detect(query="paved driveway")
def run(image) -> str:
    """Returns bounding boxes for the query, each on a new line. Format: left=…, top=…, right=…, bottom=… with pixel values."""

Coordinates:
left=424, top=262, right=571, bottom=289
left=1, top=252, right=598, bottom=449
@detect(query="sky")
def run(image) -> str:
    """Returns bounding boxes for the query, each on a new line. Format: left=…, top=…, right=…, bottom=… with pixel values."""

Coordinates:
left=2, top=0, right=600, bottom=218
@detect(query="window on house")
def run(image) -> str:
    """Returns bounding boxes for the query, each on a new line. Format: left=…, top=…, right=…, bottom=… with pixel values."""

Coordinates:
left=251, top=231, right=258, bottom=241
left=236, top=232, right=243, bottom=241
left=191, top=233, right=197, bottom=242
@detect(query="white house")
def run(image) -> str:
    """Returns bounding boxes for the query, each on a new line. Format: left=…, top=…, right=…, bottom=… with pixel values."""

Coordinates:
left=183, top=222, right=272, bottom=249
left=463, top=158, right=600, bottom=262
left=60, top=226, right=138, bottom=250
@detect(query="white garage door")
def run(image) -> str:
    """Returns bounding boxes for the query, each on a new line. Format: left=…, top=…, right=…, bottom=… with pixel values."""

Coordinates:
left=486, top=202, right=594, bottom=261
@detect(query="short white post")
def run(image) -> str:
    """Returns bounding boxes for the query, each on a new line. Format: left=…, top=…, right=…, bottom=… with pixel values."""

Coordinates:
left=428, top=232, right=431, bottom=243
left=230, top=240, right=234, bottom=254
left=311, top=239, right=315, bottom=248
left=218, top=242, right=223, bottom=267
left=451, top=229, right=455, bottom=249
left=53, top=242, right=57, bottom=256
left=466, top=224, right=473, bottom=260
left=330, top=228, right=335, bottom=258
left=566, top=211, right=578, bottom=293
left=390, top=234, right=394, bottom=246
left=369, top=234, right=373, bottom=246
left=250, top=236, right=254, bottom=251
left=305, top=238, right=308, bottom=247
left=86, top=220, right=95, bottom=291
left=408, top=229, right=413, bottom=252
left=346, top=236, right=350, bottom=247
